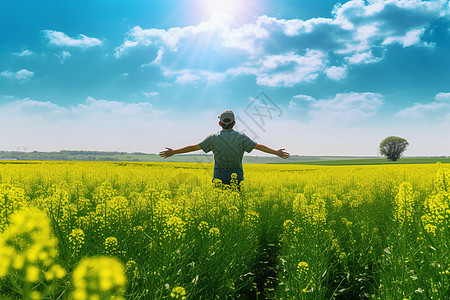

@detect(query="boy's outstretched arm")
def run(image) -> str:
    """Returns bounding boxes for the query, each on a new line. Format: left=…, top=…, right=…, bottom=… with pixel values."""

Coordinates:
left=159, top=144, right=201, bottom=158
left=254, top=144, right=290, bottom=159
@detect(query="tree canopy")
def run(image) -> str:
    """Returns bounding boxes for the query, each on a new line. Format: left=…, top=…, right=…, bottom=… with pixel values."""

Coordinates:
left=379, top=136, right=409, bottom=161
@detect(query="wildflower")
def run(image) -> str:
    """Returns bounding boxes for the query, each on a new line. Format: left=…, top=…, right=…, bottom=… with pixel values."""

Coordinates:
left=26, top=265, right=40, bottom=282
left=45, top=264, right=66, bottom=281
left=12, top=253, right=25, bottom=270
left=126, top=260, right=139, bottom=280
left=244, top=211, right=259, bottom=229
left=308, top=194, right=327, bottom=226
left=208, top=227, right=220, bottom=239
left=213, top=178, right=223, bottom=189
left=228, top=206, right=239, bottom=219
left=394, top=182, right=414, bottom=226
left=105, top=237, right=119, bottom=255
left=94, top=181, right=115, bottom=204
left=283, top=220, right=294, bottom=234
left=198, top=221, right=209, bottom=235
left=294, top=193, right=327, bottom=227
left=293, top=193, right=308, bottom=213
left=341, top=217, right=353, bottom=227
left=297, top=262, right=309, bottom=277
left=164, top=216, right=186, bottom=240
left=435, top=164, right=449, bottom=192
left=68, top=228, right=85, bottom=256
left=0, top=246, right=13, bottom=277
left=170, top=286, right=187, bottom=299
left=421, top=191, right=449, bottom=236
left=30, top=291, right=42, bottom=300
left=0, top=208, right=59, bottom=276
left=133, top=226, right=144, bottom=234
left=72, top=256, right=126, bottom=300
left=0, top=184, right=27, bottom=232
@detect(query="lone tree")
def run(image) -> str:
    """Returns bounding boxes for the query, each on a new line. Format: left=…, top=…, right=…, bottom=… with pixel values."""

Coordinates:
left=379, top=136, right=409, bottom=161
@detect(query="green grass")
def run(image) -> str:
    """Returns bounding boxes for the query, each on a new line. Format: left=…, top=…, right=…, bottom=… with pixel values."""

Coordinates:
left=280, top=157, right=450, bottom=166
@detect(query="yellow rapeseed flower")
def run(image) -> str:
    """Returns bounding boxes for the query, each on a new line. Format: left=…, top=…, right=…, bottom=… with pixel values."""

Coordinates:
left=297, top=261, right=309, bottom=277
left=198, top=221, right=209, bottom=234
left=25, top=265, right=40, bottom=282
left=68, top=228, right=85, bottom=255
left=283, top=219, right=294, bottom=235
left=421, top=190, right=449, bottom=236
left=72, top=256, right=126, bottom=300
left=125, top=260, right=139, bottom=279
left=395, top=182, right=414, bottom=226
left=0, top=208, right=60, bottom=279
left=208, top=227, right=220, bottom=239
left=170, top=286, right=187, bottom=299
left=105, top=237, right=119, bottom=255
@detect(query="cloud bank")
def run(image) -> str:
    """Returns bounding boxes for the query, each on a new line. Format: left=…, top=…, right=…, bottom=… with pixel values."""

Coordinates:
left=115, top=0, right=448, bottom=86
left=0, top=69, right=34, bottom=82
left=43, top=30, right=103, bottom=48
left=0, top=92, right=448, bottom=155
left=397, top=92, right=450, bottom=118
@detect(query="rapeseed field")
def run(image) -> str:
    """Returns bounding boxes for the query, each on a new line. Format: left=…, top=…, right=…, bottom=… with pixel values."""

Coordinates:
left=0, top=161, right=448, bottom=299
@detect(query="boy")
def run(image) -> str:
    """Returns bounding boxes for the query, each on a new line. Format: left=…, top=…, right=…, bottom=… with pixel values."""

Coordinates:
left=159, top=110, right=290, bottom=184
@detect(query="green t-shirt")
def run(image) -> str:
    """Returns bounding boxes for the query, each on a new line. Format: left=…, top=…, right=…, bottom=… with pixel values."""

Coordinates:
left=199, top=129, right=256, bottom=171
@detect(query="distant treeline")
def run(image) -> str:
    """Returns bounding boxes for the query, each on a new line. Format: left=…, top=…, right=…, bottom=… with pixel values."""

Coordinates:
left=0, top=150, right=152, bottom=161
left=58, top=150, right=151, bottom=156
left=0, top=150, right=385, bottom=163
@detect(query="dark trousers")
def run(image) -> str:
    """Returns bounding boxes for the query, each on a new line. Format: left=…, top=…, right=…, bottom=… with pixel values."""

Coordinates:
left=213, top=168, right=243, bottom=185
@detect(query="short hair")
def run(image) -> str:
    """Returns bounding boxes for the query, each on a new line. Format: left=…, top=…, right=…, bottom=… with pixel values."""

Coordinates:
left=221, top=122, right=234, bottom=130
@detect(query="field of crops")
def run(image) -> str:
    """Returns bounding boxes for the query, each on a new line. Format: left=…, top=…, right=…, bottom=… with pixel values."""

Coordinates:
left=0, top=161, right=449, bottom=299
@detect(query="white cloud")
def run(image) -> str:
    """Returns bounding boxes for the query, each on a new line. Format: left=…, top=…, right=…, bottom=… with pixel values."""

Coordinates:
left=221, top=14, right=273, bottom=56
left=397, top=92, right=450, bottom=118
left=382, top=28, right=426, bottom=47
left=333, top=0, right=443, bottom=56
left=0, top=97, right=159, bottom=121
left=255, top=50, right=326, bottom=87
left=13, top=50, right=34, bottom=56
left=345, top=51, right=383, bottom=64
left=141, top=49, right=164, bottom=68
left=152, top=49, right=164, bottom=65
left=2, top=98, right=67, bottom=116
left=121, top=73, right=129, bottom=78
left=396, top=102, right=447, bottom=118
left=160, top=50, right=327, bottom=87
left=115, top=14, right=236, bottom=57
left=0, top=69, right=34, bottom=82
left=0, top=97, right=220, bottom=153
left=56, top=50, right=71, bottom=63
left=175, top=73, right=203, bottom=84
left=435, top=92, right=450, bottom=102
left=143, top=91, right=159, bottom=98
left=71, top=97, right=155, bottom=117
left=43, top=30, right=103, bottom=48
left=294, top=94, right=315, bottom=101
left=288, top=100, right=297, bottom=111
left=307, top=92, right=384, bottom=123
left=325, top=66, right=347, bottom=80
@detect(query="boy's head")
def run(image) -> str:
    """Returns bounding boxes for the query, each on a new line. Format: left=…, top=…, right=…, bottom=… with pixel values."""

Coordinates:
left=218, top=110, right=235, bottom=129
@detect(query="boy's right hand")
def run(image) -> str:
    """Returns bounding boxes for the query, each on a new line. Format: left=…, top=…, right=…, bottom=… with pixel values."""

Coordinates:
left=159, top=147, right=174, bottom=158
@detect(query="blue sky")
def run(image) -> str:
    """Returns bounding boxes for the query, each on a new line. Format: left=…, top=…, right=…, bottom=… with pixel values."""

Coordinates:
left=1, top=0, right=450, bottom=156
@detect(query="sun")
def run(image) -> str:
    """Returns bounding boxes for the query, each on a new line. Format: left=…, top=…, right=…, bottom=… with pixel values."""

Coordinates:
left=194, top=0, right=256, bottom=23
left=203, top=0, right=240, bottom=15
